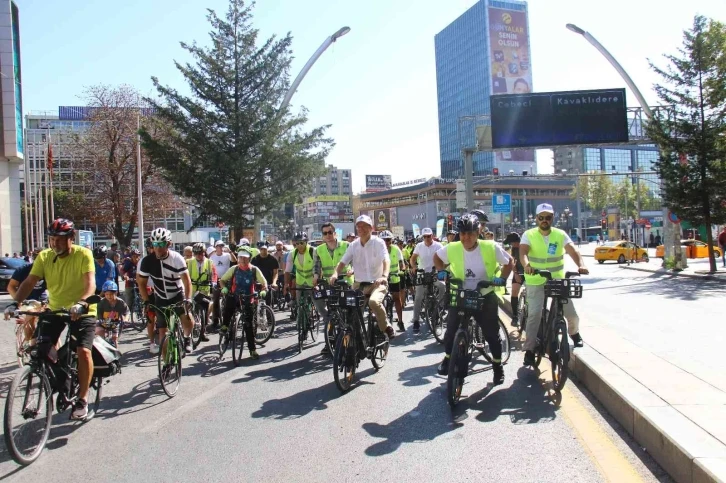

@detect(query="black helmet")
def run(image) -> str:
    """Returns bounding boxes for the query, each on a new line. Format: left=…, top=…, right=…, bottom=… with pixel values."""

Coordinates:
left=504, top=232, right=521, bottom=244
left=257, top=241, right=267, bottom=248
left=93, top=245, right=108, bottom=259
left=293, top=232, right=308, bottom=242
left=457, top=214, right=481, bottom=233
left=47, top=218, right=75, bottom=237
left=470, top=209, right=489, bottom=223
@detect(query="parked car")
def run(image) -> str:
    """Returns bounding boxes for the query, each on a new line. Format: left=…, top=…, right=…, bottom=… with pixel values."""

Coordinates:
left=594, top=241, right=649, bottom=264
left=0, top=257, right=28, bottom=292
left=655, top=239, right=723, bottom=259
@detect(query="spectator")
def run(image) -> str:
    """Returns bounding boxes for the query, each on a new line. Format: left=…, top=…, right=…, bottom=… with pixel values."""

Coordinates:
left=718, top=226, right=726, bottom=268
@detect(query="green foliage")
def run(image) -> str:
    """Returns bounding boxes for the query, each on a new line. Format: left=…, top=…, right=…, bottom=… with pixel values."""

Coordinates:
left=571, top=173, right=615, bottom=213
left=140, top=0, right=331, bottom=229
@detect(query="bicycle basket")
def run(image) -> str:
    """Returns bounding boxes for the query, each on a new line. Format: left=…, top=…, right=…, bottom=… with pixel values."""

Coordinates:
left=416, top=271, right=435, bottom=286
left=338, top=290, right=364, bottom=308
left=451, top=289, right=483, bottom=311
left=313, top=286, right=334, bottom=300
left=544, top=278, right=583, bottom=299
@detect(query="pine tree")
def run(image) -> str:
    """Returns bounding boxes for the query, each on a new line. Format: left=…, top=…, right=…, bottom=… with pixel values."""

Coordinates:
left=139, top=0, right=331, bottom=233
left=647, top=16, right=726, bottom=272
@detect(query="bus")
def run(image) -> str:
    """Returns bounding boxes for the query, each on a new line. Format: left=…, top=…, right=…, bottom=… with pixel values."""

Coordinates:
left=575, top=226, right=607, bottom=243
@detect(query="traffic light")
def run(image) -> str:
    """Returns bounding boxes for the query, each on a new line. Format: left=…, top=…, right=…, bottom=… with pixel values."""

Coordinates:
left=601, top=219, right=607, bottom=230
left=493, top=168, right=499, bottom=176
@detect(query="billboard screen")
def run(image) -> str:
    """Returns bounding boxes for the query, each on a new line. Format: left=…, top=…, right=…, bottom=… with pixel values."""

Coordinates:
left=374, top=209, right=390, bottom=231
left=365, top=175, right=392, bottom=193
left=488, top=5, right=535, bottom=166
left=490, top=88, right=629, bottom=149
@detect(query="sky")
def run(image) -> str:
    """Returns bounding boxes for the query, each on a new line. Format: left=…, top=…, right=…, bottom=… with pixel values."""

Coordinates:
left=18, top=0, right=726, bottom=193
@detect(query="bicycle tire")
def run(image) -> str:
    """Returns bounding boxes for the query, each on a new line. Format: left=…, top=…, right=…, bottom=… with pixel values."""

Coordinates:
left=481, top=318, right=511, bottom=365
left=422, top=297, right=432, bottom=333
left=333, top=328, right=356, bottom=393
left=297, top=307, right=308, bottom=353
left=15, top=324, right=28, bottom=368
left=308, top=304, right=317, bottom=343
left=4, top=365, right=53, bottom=466
left=232, top=314, right=244, bottom=366
left=158, top=334, right=181, bottom=398
left=447, top=331, right=469, bottom=408
left=218, top=321, right=230, bottom=358
left=254, top=305, right=275, bottom=345
left=370, top=326, right=389, bottom=371
left=432, top=305, right=446, bottom=344
left=86, top=376, right=103, bottom=419
left=517, top=290, right=528, bottom=332
left=191, top=306, right=203, bottom=348
left=325, top=312, right=339, bottom=356
left=551, top=321, right=570, bottom=392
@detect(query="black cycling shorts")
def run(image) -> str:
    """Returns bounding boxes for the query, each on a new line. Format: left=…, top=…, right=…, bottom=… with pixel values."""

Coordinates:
left=153, top=293, right=185, bottom=329
left=388, top=282, right=401, bottom=293
left=34, top=315, right=96, bottom=351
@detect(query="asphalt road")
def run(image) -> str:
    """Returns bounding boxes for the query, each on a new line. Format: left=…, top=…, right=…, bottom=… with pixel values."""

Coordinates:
left=0, top=266, right=675, bottom=482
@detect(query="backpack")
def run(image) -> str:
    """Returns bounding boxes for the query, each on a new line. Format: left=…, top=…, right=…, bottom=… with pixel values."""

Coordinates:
left=92, top=336, right=122, bottom=377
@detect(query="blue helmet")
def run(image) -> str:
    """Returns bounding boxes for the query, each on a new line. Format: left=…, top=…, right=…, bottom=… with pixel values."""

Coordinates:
left=102, top=281, right=118, bottom=293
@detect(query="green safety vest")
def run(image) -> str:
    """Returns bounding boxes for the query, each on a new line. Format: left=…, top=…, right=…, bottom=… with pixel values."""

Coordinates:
left=403, top=246, right=414, bottom=265
left=524, top=227, right=566, bottom=286
left=249, top=247, right=260, bottom=258
left=316, top=241, right=353, bottom=284
left=445, top=240, right=501, bottom=296
left=388, top=245, right=401, bottom=284
left=293, top=247, right=315, bottom=286
left=187, top=258, right=213, bottom=294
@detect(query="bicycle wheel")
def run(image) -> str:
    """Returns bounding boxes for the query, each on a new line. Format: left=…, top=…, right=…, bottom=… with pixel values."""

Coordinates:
left=551, top=321, right=570, bottom=392
left=218, top=319, right=230, bottom=358
left=481, top=318, right=511, bottom=365
left=254, top=305, right=275, bottom=345
left=297, top=309, right=308, bottom=353
left=432, top=305, right=446, bottom=344
left=308, top=304, right=317, bottom=343
left=370, top=326, right=389, bottom=371
left=422, top=298, right=432, bottom=332
left=447, top=331, right=469, bottom=408
left=158, top=334, right=182, bottom=397
left=325, top=312, right=339, bottom=356
left=86, top=376, right=103, bottom=419
left=191, top=306, right=203, bottom=348
left=333, top=328, right=356, bottom=393
left=232, top=315, right=244, bottom=366
left=517, top=290, right=528, bottom=332
left=4, top=365, right=53, bottom=466
left=15, top=324, right=29, bottom=368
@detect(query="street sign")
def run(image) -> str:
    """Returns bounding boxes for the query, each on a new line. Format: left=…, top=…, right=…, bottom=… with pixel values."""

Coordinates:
left=455, top=178, right=467, bottom=210
left=492, top=194, right=511, bottom=214
left=77, top=230, right=93, bottom=248
left=667, top=211, right=681, bottom=224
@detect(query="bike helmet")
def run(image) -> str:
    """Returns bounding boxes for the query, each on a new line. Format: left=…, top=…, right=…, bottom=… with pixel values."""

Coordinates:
left=447, top=229, right=458, bottom=236
left=101, top=280, right=118, bottom=292
left=239, top=238, right=250, bottom=247
left=457, top=213, right=481, bottom=233
left=504, top=232, right=521, bottom=244
left=47, top=218, right=75, bottom=237
left=257, top=241, right=267, bottom=248
left=192, top=242, right=205, bottom=254
left=237, top=247, right=252, bottom=258
left=469, top=209, right=489, bottom=223
left=93, top=245, right=108, bottom=259
left=379, top=230, right=394, bottom=239
left=149, top=227, right=172, bottom=244
left=130, top=248, right=141, bottom=256
left=293, top=232, right=308, bottom=242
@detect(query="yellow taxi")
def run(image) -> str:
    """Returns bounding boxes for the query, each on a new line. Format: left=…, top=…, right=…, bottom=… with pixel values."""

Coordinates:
left=655, top=240, right=723, bottom=259
left=595, top=241, right=649, bottom=264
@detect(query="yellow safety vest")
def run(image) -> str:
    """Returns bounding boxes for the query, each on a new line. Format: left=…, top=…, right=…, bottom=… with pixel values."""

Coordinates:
left=293, top=247, right=314, bottom=286
left=316, top=242, right=353, bottom=284
left=445, top=240, right=501, bottom=296
left=388, top=245, right=401, bottom=284
left=524, top=228, right=566, bottom=286
left=187, top=258, right=213, bottom=294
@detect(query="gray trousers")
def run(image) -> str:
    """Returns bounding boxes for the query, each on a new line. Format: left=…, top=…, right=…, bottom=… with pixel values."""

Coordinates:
left=524, top=283, right=580, bottom=352
left=313, top=297, right=329, bottom=324
left=412, top=281, right=445, bottom=322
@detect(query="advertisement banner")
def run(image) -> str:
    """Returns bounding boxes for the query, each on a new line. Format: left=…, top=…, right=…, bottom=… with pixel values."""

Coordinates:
left=335, top=228, right=343, bottom=240
left=365, top=175, right=392, bottom=193
left=488, top=5, right=535, bottom=166
left=436, top=219, right=445, bottom=239
left=412, top=224, right=420, bottom=238
left=392, top=226, right=405, bottom=239
left=374, top=209, right=391, bottom=231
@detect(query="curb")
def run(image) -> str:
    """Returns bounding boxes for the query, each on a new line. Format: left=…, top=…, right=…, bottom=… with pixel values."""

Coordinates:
left=498, top=297, right=725, bottom=483
left=619, top=265, right=726, bottom=283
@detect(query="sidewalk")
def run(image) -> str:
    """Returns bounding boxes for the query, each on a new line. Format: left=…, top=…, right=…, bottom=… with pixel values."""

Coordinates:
left=500, top=292, right=726, bottom=483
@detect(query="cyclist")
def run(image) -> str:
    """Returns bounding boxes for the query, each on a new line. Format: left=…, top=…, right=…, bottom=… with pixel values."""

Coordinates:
left=93, top=245, right=116, bottom=296
left=470, top=209, right=489, bottom=239
left=251, top=243, right=279, bottom=307
left=379, top=230, right=405, bottom=331
left=96, top=281, right=128, bottom=347
left=442, top=230, right=457, bottom=246
left=312, top=223, right=353, bottom=353
left=121, top=248, right=141, bottom=307
left=409, top=227, right=444, bottom=334
left=11, top=218, right=98, bottom=420
left=183, top=246, right=194, bottom=260
left=434, top=214, right=513, bottom=385
left=345, top=232, right=356, bottom=243
left=329, top=215, right=396, bottom=340
left=520, top=204, right=589, bottom=366
left=239, top=238, right=259, bottom=259
left=188, top=242, right=215, bottom=342
left=209, top=240, right=236, bottom=328
left=137, top=228, right=195, bottom=355
left=5, top=259, right=48, bottom=347
left=503, top=232, right=525, bottom=326
left=218, top=247, right=267, bottom=360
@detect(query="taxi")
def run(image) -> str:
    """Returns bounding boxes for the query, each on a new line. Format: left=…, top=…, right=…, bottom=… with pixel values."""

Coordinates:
left=655, top=239, right=723, bottom=259
left=594, top=241, right=649, bottom=264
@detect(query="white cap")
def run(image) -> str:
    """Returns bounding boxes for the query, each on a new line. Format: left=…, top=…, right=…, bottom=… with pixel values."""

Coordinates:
left=214, top=240, right=225, bottom=246
left=239, top=237, right=250, bottom=245
left=421, top=227, right=433, bottom=236
left=536, top=203, right=554, bottom=215
left=356, top=214, right=373, bottom=227
left=206, top=246, right=215, bottom=255
left=237, top=247, right=252, bottom=257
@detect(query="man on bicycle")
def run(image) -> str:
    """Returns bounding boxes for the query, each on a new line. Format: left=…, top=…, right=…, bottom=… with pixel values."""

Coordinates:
left=209, top=240, right=236, bottom=329
left=379, top=230, right=405, bottom=331
left=519, top=203, right=589, bottom=367
left=409, top=227, right=444, bottom=334
left=137, top=228, right=195, bottom=355
left=433, top=214, right=513, bottom=385
left=312, top=223, right=352, bottom=353
left=11, top=218, right=98, bottom=420
left=121, top=248, right=141, bottom=307
left=283, top=232, right=315, bottom=303
left=218, top=247, right=267, bottom=360
left=188, top=242, right=215, bottom=342
left=329, top=215, right=396, bottom=341
left=503, top=233, right=525, bottom=327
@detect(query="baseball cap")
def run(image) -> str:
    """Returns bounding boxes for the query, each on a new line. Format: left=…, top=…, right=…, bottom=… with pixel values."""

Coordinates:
left=239, top=238, right=250, bottom=246
left=356, top=214, right=373, bottom=227
left=237, top=247, right=252, bottom=258
left=215, top=240, right=225, bottom=247
left=421, top=227, right=433, bottom=236
left=536, top=203, right=554, bottom=215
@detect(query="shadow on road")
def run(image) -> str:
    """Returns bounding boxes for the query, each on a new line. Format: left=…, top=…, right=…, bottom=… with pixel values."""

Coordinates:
left=250, top=379, right=344, bottom=420
left=232, top=352, right=332, bottom=384
left=621, top=272, right=726, bottom=301
left=398, top=364, right=437, bottom=387
left=95, top=379, right=168, bottom=419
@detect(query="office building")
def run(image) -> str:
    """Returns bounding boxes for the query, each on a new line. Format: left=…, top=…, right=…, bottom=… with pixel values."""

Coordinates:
left=295, top=164, right=353, bottom=238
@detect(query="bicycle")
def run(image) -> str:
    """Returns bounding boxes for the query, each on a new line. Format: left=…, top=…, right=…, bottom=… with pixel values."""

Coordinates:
left=516, top=285, right=528, bottom=334
left=272, top=282, right=287, bottom=312
left=4, top=297, right=105, bottom=465
left=252, top=283, right=275, bottom=346
left=332, top=281, right=390, bottom=393
left=6, top=299, right=42, bottom=368
left=291, top=286, right=318, bottom=353
left=128, top=285, right=148, bottom=332
left=445, top=278, right=507, bottom=408
left=313, top=281, right=344, bottom=356
left=190, top=282, right=213, bottom=349
left=415, top=269, right=446, bottom=343
left=230, top=292, right=257, bottom=366
left=151, top=301, right=188, bottom=398
left=97, top=318, right=122, bottom=348
left=528, top=270, right=583, bottom=393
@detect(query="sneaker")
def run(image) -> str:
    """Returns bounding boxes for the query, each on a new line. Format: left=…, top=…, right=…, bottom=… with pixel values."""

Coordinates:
left=71, top=399, right=88, bottom=420
left=493, top=362, right=504, bottom=385
left=397, top=321, right=405, bottom=332
left=510, top=317, right=519, bottom=328
left=149, top=342, right=160, bottom=355
left=199, top=334, right=210, bottom=342
left=320, top=345, right=331, bottom=355
left=437, top=355, right=450, bottom=376
left=184, top=338, right=193, bottom=354
left=523, top=350, right=535, bottom=367
left=413, top=320, right=420, bottom=334
left=384, top=326, right=396, bottom=340
left=571, top=332, right=584, bottom=348
left=249, top=350, right=260, bottom=360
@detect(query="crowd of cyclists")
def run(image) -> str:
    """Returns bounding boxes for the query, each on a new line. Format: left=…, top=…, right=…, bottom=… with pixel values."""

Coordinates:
left=3, top=203, right=590, bottom=422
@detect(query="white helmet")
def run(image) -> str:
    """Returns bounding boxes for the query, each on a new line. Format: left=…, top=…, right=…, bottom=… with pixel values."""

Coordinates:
left=379, top=230, right=394, bottom=239
left=239, top=238, right=250, bottom=247
left=149, top=227, right=172, bottom=244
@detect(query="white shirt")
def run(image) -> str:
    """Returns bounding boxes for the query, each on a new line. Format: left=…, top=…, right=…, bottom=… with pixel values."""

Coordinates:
left=436, top=242, right=512, bottom=291
left=340, top=236, right=390, bottom=283
left=413, top=241, right=444, bottom=271
left=210, top=252, right=234, bottom=279
left=520, top=230, right=574, bottom=248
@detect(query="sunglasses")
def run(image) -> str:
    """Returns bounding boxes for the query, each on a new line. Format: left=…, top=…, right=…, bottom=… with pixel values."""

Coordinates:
left=538, top=215, right=553, bottom=221
left=322, top=230, right=334, bottom=235
left=152, top=241, right=167, bottom=247
left=423, top=235, right=432, bottom=238
left=295, top=242, right=307, bottom=246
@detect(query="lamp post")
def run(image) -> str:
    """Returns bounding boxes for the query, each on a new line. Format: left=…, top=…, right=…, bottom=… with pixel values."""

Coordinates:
left=560, top=206, right=573, bottom=236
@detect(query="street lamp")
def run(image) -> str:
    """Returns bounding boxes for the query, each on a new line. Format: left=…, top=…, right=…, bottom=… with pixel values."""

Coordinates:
left=560, top=206, right=573, bottom=236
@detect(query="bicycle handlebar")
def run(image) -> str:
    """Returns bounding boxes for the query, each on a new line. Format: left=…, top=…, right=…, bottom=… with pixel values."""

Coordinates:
left=518, top=270, right=583, bottom=280
left=447, top=278, right=505, bottom=289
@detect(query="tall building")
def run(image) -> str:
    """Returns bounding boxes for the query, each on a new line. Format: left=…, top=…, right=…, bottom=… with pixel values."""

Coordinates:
left=435, top=0, right=534, bottom=180
left=296, top=164, right=353, bottom=238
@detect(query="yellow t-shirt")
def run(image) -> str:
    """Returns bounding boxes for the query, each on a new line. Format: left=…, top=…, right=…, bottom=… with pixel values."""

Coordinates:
left=30, top=246, right=97, bottom=317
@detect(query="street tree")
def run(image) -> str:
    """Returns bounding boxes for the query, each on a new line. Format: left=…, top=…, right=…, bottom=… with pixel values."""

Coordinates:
left=140, top=0, right=331, bottom=234
left=571, top=173, right=615, bottom=215
left=65, top=84, right=178, bottom=247
left=647, top=15, right=726, bottom=272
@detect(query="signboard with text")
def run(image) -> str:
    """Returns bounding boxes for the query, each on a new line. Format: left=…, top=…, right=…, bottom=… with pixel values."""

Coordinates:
left=365, top=175, right=392, bottom=193
left=374, top=209, right=391, bottom=231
